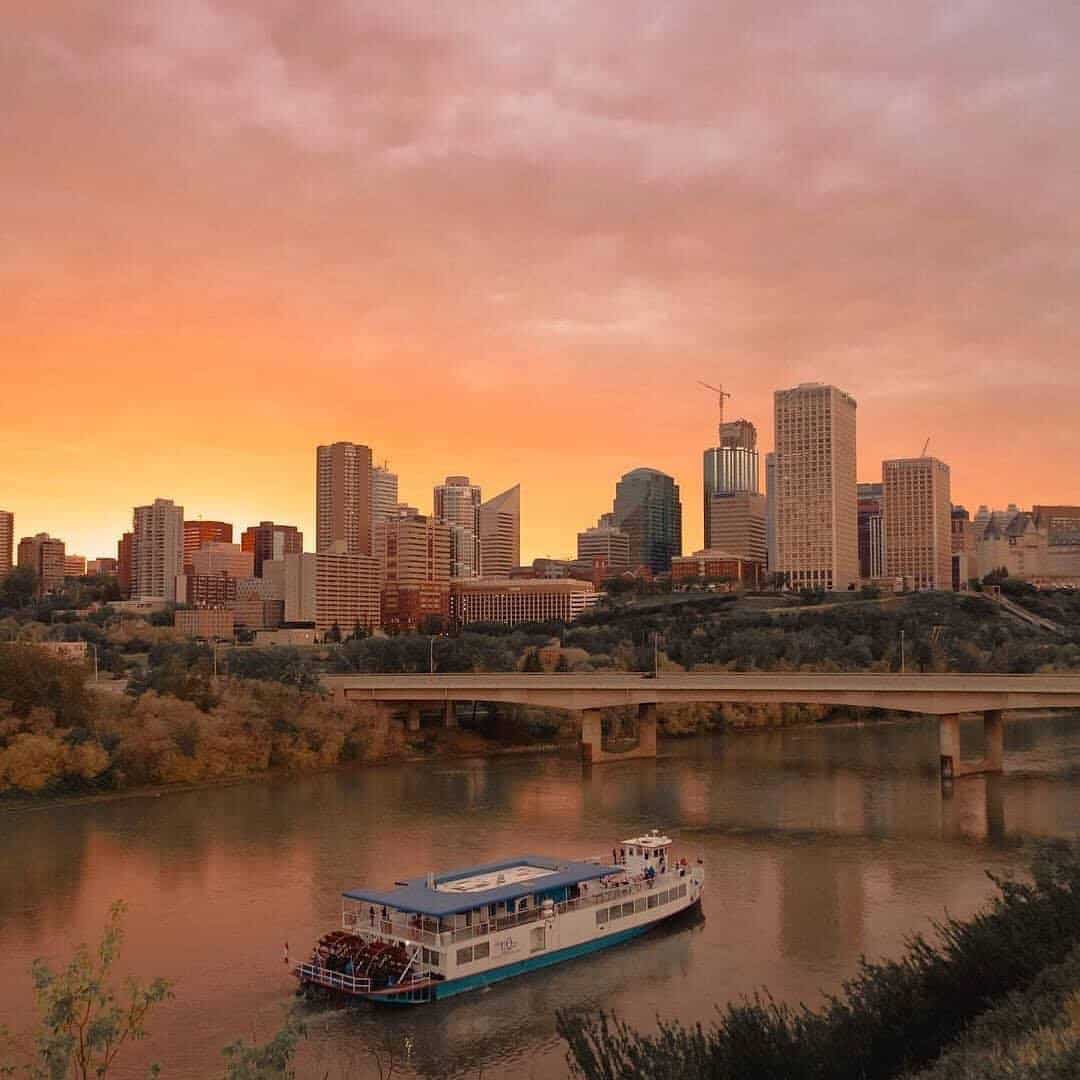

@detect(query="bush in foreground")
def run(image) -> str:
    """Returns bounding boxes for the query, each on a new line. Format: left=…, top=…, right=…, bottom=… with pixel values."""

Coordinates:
left=558, top=842, right=1080, bottom=1080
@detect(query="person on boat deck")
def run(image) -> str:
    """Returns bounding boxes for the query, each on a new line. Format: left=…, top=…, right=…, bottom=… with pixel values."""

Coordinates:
left=381, top=905, right=388, bottom=920
left=369, top=906, right=375, bottom=926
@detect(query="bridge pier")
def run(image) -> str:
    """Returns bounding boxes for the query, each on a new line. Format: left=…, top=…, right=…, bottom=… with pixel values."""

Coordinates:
left=580, top=704, right=658, bottom=765
left=443, top=700, right=457, bottom=728
left=407, top=703, right=421, bottom=732
left=939, top=710, right=1004, bottom=780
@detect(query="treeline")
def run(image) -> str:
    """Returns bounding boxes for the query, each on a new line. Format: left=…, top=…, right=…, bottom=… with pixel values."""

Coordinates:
left=0, top=645, right=390, bottom=797
left=557, top=843, right=1080, bottom=1080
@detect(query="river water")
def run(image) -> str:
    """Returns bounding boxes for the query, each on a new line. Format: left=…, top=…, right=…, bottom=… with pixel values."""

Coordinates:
left=2, top=714, right=1079, bottom=1078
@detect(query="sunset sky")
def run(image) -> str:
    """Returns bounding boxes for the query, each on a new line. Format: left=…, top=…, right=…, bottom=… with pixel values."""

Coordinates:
left=4, top=1, right=1078, bottom=563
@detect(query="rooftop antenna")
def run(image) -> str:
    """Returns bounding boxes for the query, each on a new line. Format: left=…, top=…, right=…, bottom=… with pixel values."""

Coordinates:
left=698, top=381, right=732, bottom=430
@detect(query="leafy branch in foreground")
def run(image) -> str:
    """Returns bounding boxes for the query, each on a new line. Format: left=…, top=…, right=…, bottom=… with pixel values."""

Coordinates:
left=2, top=900, right=173, bottom=1079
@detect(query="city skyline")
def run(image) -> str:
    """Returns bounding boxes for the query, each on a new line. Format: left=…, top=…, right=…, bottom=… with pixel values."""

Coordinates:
left=4, top=4, right=1079, bottom=564
left=3, top=384, right=1076, bottom=567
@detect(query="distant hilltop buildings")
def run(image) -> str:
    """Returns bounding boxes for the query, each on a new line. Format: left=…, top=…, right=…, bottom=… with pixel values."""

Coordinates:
left=2, top=382, right=1078, bottom=640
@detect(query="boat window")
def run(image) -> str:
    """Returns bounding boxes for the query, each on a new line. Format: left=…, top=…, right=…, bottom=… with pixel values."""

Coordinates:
left=595, top=908, right=608, bottom=925
left=647, top=894, right=658, bottom=910
left=621, top=902, right=634, bottom=918
left=679, top=884, right=687, bottom=897
left=610, top=905, right=622, bottom=920
left=457, top=946, right=473, bottom=965
left=517, top=898, right=529, bottom=913
left=634, top=898, right=646, bottom=913
left=474, top=941, right=490, bottom=960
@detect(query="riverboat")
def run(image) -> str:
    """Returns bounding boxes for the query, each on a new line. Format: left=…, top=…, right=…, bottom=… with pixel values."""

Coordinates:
left=294, top=830, right=704, bottom=1005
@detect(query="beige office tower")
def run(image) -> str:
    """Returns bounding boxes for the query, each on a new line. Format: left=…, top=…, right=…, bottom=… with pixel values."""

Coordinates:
left=773, top=384, right=858, bottom=591
left=131, top=498, right=184, bottom=601
left=434, top=475, right=482, bottom=578
left=271, top=544, right=380, bottom=638
left=370, top=463, right=399, bottom=552
left=478, top=485, right=520, bottom=578
left=883, top=457, right=952, bottom=590
left=316, top=442, right=373, bottom=556
left=0, top=510, right=13, bottom=578
left=706, top=492, right=767, bottom=563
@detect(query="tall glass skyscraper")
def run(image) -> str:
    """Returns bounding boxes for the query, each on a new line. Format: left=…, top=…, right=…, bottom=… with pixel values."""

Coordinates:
left=703, top=419, right=763, bottom=557
left=612, top=468, right=682, bottom=573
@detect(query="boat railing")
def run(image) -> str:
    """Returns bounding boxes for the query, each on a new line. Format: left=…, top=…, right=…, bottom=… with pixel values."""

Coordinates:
left=294, top=962, right=372, bottom=994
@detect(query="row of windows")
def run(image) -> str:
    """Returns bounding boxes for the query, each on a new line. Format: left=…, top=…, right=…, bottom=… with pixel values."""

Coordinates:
left=594, top=884, right=688, bottom=926
left=455, top=941, right=491, bottom=966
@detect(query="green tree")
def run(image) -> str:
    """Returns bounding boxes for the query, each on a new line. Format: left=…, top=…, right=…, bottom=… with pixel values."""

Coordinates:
left=0, top=566, right=38, bottom=611
left=325, top=623, right=342, bottom=644
left=6, top=901, right=173, bottom=1078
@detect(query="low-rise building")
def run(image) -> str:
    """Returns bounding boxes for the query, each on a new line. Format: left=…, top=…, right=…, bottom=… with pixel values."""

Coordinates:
left=87, top=557, right=118, bottom=576
left=253, top=627, right=317, bottom=647
left=175, top=608, right=235, bottom=639
left=670, top=549, right=764, bottom=587
left=449, top=577, right=597, bottom=627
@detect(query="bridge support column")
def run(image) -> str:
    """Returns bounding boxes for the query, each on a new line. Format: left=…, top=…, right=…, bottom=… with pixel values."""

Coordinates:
left=580, top=709, right=603, bottom=764
left=443, top=700, right=457, bottom=728
left=407, top=703, right=421, bottom=732
left=373, top=702, right=392, bottom=737
left=939, top=714, right=961, bottom=780
left=940, top=711, right=1005, bottom=780
left=638, top=703, right=657, bottom=756
left=983, top=709, right=1004, bottom=773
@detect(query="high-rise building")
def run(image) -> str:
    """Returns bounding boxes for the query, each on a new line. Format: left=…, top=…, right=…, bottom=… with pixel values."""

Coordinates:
left=857, top=482, right=885, bottom=580
left=87, top=557, right=118, bottom=576
left=240, top=521, right=303, bottom=577
left=706, top=492, right=766, bottom=563
left=182, top=520, right=233, bottom=573
left=576, top=521, right=631, bottom=572
left=376, top=512, right=451, bottom=631
left=703, top=419, right=763, bottom=560
left=773, top=383, right=858, bottom=591
left=434, top=476, right=482, bottom=578
left=189, top=542, right=254, bottom=580
left=371, top=463, right=399, bottom=552
left=882, top=457, right=952, bottom=591
left=117, top=532, right=133, bottom=598
left=704, top=420, right=759, bottom=499
left=316, top=441, right=373, bottom=556
left=131, top=498, right=184, bottom=601
left=17, top=533, right=66, bottom=595
left=479, top=485, right=521, bottom=578
left=765, top=452, right=777, bottom=572
left=612, top=468, right=682, bottom=574
left=1032, top=505, right=1080, bottom=545
left=269, top=545, right=380, bottom=639
left=0, top=511, right=13, bottom=579
left=63, top=555, right=87, bottom=578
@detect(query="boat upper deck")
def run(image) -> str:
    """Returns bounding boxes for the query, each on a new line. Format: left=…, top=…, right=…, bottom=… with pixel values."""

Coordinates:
left=343, top=854, right=620, bottom=917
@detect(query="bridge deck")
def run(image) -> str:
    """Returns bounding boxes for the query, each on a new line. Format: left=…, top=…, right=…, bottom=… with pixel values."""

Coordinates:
left=324, top=673, right=1080, bottom=716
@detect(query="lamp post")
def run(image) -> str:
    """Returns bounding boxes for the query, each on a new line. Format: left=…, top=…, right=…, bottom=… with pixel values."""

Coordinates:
left=89, top=643, right=98, bottom=682
left=899, top=629, right=906, bottom=674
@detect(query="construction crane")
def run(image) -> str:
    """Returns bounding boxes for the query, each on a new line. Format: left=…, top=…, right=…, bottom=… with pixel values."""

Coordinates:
left=698, top=381, right=731, bottom=428
left=921, top=438, right=931, bottom=457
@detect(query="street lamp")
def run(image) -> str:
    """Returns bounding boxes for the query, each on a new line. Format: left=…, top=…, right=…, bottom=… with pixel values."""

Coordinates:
left=899, top=629, right=906, bottom=674
left=89, top=643, right=99, bottom=682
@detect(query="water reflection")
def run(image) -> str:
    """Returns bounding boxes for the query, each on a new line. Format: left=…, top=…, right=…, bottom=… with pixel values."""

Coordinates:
left=0, top=714, right=1077, bottom=1078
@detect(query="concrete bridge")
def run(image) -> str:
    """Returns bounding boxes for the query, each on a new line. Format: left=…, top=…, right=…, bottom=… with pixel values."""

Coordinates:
left=324, top=673, right=1080, bottom=774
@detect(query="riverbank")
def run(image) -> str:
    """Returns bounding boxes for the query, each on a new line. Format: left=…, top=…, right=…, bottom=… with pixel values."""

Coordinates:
left=559, top=843, right=1080, bottom=1080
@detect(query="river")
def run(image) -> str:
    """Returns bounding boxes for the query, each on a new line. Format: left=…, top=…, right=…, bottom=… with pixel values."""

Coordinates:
left=2, top=713, right=1079, bottom=1078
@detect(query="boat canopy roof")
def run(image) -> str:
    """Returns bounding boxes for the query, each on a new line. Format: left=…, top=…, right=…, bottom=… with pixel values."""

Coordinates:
left=342, top=855, right=620, bottom=917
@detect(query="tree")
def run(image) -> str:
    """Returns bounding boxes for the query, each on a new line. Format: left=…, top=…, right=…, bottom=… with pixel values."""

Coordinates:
left=221, top=1011, right=306, bottom=1079
left=554, top=654, right=571, bottom=673
left=0, top=566, right=38, bottom=611
left=325, top=622, right=342, bottom=643
left=348, top=620, right=368, bottom=642
left=522, top=649, right=543, bottom=672
left=8, top=901, right=173, bottom=1078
